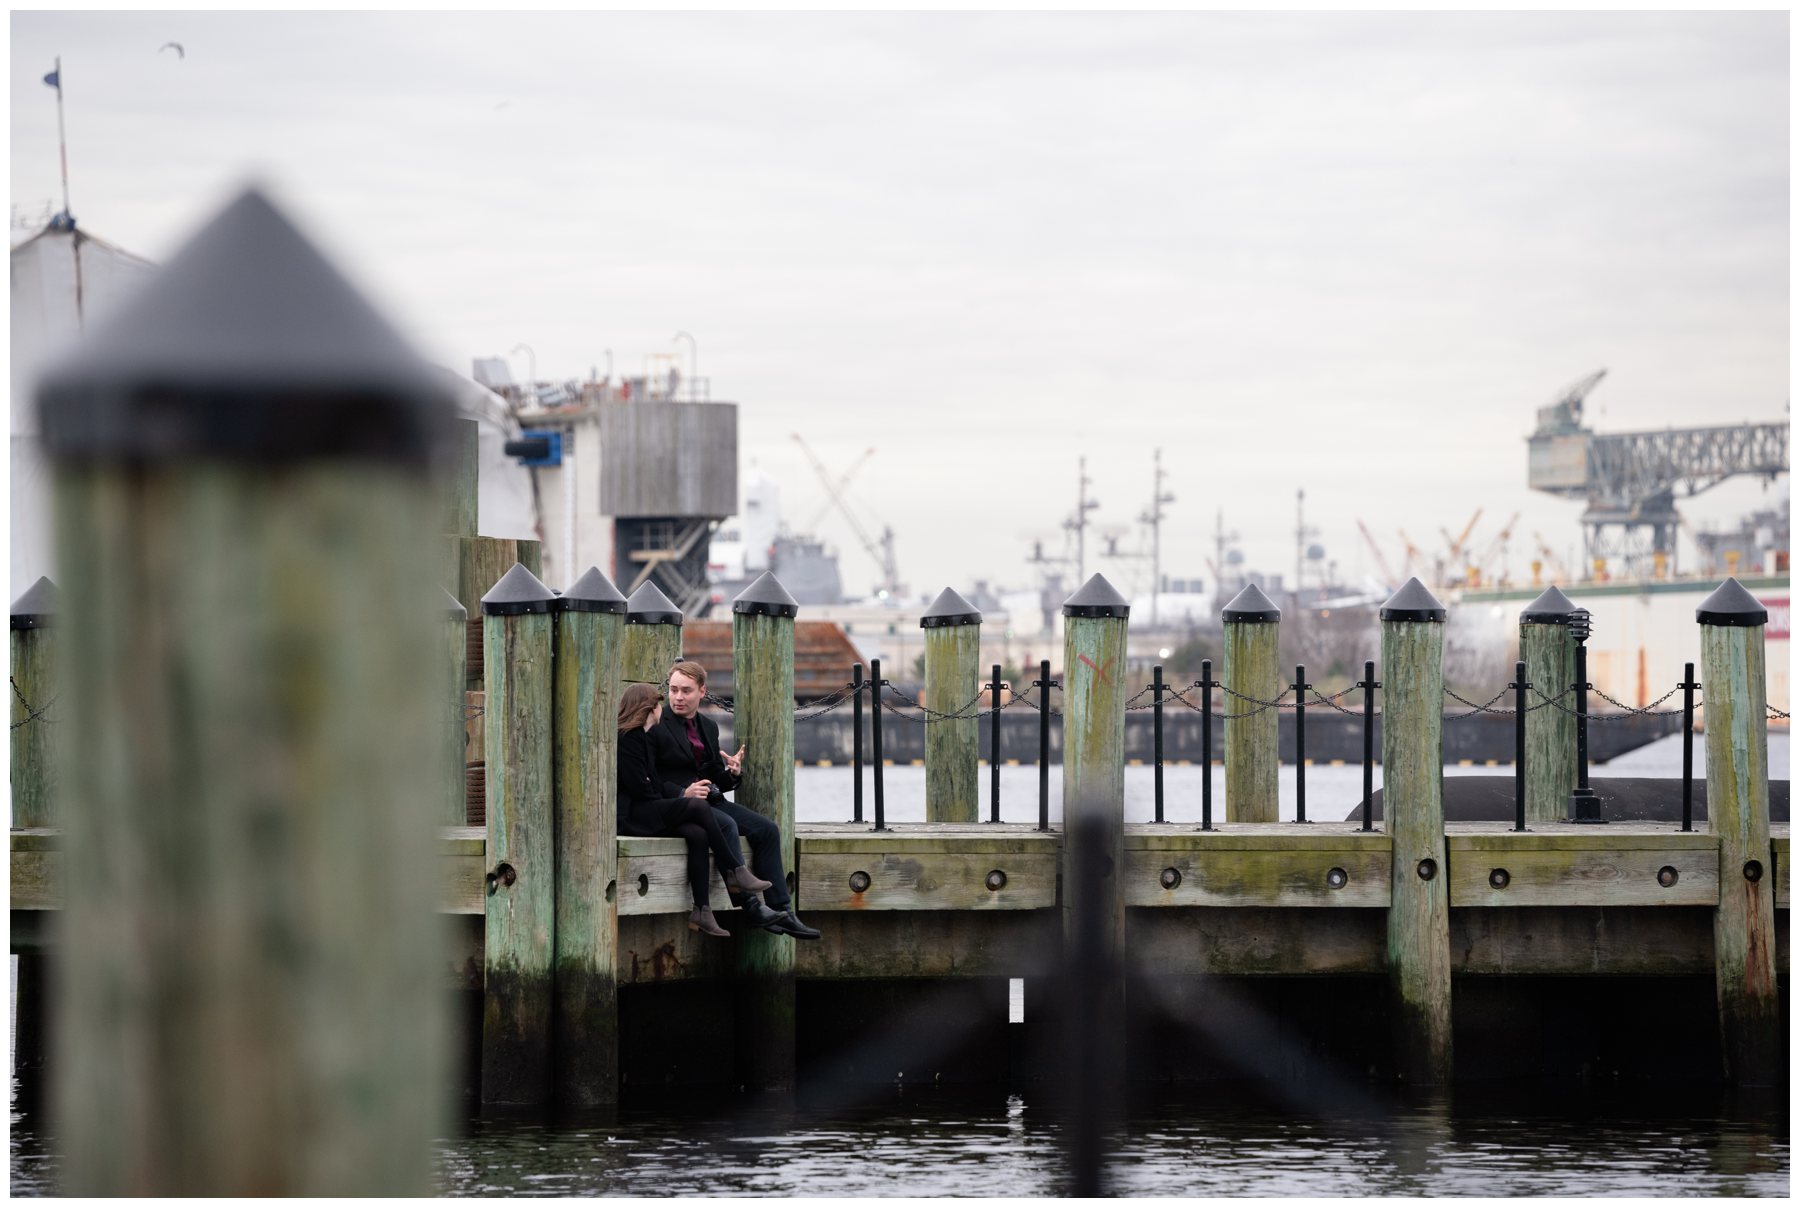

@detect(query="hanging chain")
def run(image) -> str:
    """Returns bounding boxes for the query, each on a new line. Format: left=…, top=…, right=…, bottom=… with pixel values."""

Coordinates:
left=1307, top=684, right=1369, bottom=717
left=1588, top=684, right=1689, bottom=719
left=794, top=681, right=860, bottom=723
left=10, top=677, right=56, bottom=731
left=1443, top=686, right=1515, bottom=720
left=880, top=684, right=989, bottom=723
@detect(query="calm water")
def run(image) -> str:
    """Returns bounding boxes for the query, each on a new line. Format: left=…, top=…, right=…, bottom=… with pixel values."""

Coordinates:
left=13, top=733, right=1790, bottom=1195
left=11, top=1084, right=1788, bottom=1196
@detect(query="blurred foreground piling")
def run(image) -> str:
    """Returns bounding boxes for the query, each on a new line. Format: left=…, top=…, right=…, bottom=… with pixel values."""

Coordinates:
left=39, top=187, right=450, bottom=1194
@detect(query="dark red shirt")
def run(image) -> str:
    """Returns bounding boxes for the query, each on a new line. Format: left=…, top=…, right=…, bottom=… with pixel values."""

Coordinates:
left=684, top=716, right=706, bottom=765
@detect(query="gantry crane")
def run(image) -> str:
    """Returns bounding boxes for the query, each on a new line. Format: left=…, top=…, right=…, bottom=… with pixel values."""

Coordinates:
left=1527, top=369, right=1788, bottom=577
left=791, top=433, right=902, bottom=598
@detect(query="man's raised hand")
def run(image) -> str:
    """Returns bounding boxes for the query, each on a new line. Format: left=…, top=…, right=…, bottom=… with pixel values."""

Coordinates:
left=722, top=745, right=745, bottom=775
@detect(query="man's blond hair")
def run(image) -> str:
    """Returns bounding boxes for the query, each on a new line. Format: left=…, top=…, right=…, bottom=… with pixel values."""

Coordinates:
left=668, top=660, right=708, bottom=688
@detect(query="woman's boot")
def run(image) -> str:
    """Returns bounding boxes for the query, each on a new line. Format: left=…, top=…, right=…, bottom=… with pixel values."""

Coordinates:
left=726, top=864, right=772, bottom=894
left=688, top=906, right=730, bottom=937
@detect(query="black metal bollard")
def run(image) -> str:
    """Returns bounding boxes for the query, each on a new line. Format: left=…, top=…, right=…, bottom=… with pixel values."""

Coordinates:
left=1035, top=658, right=1053, bottom=832
left=1566, top=610, right=1606, bottom=824
left=871, top=657, right=887, bottom=831
left=1152, top=665, right=1165, bottom=824
left=989, top=663, right=1003, bottom=824
left=850, top=662, right=864, bottom=824
left=1361, top=660, right=1377, bottom=831
left=1512, top=660, right=1528, bottom=832
left=1199, top=659, right=1214, bottom=831
left=1681, top=661, right=1698, bottom=832
left=1293, top=664, right=1310, bottom=824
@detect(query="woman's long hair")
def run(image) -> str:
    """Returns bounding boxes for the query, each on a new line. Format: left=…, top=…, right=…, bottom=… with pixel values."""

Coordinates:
left=617, top=682, right=664, bottom=733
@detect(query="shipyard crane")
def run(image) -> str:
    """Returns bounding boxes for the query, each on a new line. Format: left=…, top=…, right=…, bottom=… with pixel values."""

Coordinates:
left=1355, top=518, right=1400, bottom=589
left=800, top=445, right=877, bottom=532
left=1531, top=531, right=1571, bottom=584
left=791, top=433, right=902, bottom=598
left=1438, top=507, right=1483, bottom=579
left=1396, top=529, right=1427, bottom=580
left=1469, top=511, right=1521, bottom=587
left=1527, top=369, right=1789, bottom=577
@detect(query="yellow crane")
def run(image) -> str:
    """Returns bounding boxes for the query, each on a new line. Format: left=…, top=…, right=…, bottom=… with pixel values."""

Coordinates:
left=1531, top=531, right=1570, bottom=585
left=1438, top=507, right=1484, bottom=584
left=1469, top=511, right=1521, bottom=588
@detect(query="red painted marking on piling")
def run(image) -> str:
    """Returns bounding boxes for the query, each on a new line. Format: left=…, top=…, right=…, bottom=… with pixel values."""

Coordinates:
left=1077, top=653, right=1114, bottom=684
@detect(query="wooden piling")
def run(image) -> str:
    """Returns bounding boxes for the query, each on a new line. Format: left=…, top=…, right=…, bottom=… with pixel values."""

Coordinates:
left=1519, top=586, right=1579, bottom=825
left=8, top=578, right=56, bottom=1092
left=921, top=587, right=982, bottom=823
left=623, top=580, right=685, bottom=690
left=441, top=417, right=478, bottom=590
left=442, top=587, right=469, bottom=826
left=1222, top=584, right=1281, bottom=823
left=1060, top=574, right=1129, bottom=987
left=458, top=535, right=528, bottom=689
left=731, top=571, right=799, bottom=1093
left=551, top=567, right=627, bottom=1108
left=41, top=188, right=447, bottom=1194
left=1379, top=577, right=1451, bottom=1086
left=1696, top=578, right=1780, bottom=1085
left=10, top=576, right=59, bottom=828
left=481, top=563, right=557, bottom=1107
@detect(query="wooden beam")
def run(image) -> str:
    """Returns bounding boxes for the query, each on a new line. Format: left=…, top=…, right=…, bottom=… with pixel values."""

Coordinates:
left=1446, top=828, right=1719, bottom=907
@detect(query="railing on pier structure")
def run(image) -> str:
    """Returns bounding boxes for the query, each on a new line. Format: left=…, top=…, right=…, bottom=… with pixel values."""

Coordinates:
left=15, top=557, right=1790, bottom=1106
left=6, top=186, right=1790, bottom=1194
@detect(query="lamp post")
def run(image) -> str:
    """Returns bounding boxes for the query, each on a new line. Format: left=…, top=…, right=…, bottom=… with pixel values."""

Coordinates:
left=1566, top=607, right=1606, bottom=824
left=672, top=331, right=697, bottom=401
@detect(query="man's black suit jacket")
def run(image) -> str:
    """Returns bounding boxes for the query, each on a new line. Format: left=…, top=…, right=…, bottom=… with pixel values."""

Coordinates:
left=649, top=708, right=739, bottom=800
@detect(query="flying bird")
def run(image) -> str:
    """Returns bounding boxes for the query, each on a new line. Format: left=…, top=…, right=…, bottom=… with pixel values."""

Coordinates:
left=159, top=42, right=184, bottom=59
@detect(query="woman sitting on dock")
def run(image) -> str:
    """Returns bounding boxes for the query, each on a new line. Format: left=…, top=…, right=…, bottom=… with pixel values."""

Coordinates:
left=616, top=682, right=771, bottom=937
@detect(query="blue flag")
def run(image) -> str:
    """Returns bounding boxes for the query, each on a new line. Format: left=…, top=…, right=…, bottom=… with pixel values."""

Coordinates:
left=42, top=68, right=59, bottom=90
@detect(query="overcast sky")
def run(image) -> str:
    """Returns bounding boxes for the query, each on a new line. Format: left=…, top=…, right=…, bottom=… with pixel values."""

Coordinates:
left=11, top=11, right=1789, bottom=602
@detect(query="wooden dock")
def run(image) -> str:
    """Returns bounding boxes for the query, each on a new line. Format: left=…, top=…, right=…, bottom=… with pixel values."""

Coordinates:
left=10, top=187, right=1786, bottom=1196
left=14, top=821, right=1790, bottom=977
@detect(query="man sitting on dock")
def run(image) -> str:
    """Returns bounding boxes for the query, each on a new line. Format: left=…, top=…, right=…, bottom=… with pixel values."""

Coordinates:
left=652, top=660, right=821, bottom=940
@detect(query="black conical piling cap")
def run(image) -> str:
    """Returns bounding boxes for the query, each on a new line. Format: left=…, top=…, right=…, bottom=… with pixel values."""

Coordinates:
left=1063, top=573, right=1130, bottom=619
left=10, top=577, right=58, bottom=630
left=733, top=571, right=799, bottom=619
left=441, top=585, right=467, bottom=621
left=1520, top=585, right=1580, bottom=624
left=1696, top=577, right=1768, bottom=627
left=36, top=186, right=447, bottom=465
left=555, top=567, right=628, bottom=615
left=920, top=587, right=981, bottom=628
left=481, top=563, right=555, bottom=616
left=626, top=581, right=683, bottom=626
left=1221, top=583, right=1280, bottom=624
left=1380, top=577, right=1447, bottom=623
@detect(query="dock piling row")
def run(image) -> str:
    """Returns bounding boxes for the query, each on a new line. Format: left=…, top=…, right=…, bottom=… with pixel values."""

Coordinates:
left=1380, top=577, right=1452, bottom=1085
left=1696, top=579, right=1780, bottom=1086
left=1222, top=584, right=1281, bottom=822
left=921, top=587, right=982, bottom=823
left=731, top=572, right=801, bottom=1094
